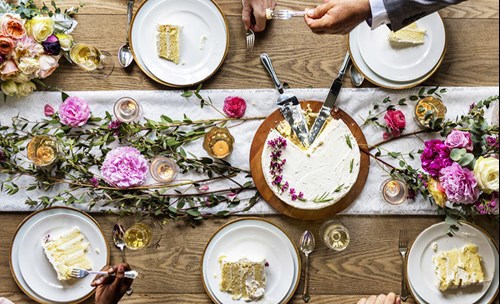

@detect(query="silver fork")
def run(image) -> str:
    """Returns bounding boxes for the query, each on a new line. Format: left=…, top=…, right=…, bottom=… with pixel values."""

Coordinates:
left=70, top=268, right=139, bottom=280
left=399, top=230, right=409, bottom=302
left=246, top=29, right=255, bottom=52
left=269, top=10, right=306, bottom=20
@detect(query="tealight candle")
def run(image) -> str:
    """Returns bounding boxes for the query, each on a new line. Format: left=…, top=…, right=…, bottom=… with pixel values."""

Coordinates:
left=203, top=127, right=235, bottom=159
left=150, top=157, right=178, bottom=183
left=380, top=178, right=408, bottom=205
left=114, top=97, right=143, bottom=123
left=27, top=135, right=59, bottom=167
left=415, top=97, right=447, bottom=128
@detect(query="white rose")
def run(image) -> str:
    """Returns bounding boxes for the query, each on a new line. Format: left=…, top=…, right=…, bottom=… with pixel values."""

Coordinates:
left=38, top=55, right=59, bottom=78
left=16, top=81, right=36, bottom=97
left=474, top=157, right=499, bottom=194
left=1, top=80, right=18, bottom=96
left=18, top=57, right=40, bottom=75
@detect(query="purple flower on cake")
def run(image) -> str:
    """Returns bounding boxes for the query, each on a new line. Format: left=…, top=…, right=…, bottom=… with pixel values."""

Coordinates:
left=439, top=162, right=479, bottom=205
left=100, top=147, right=148, bottom=189
left=445, top=130, right=473, bottom=151
left=58, top=96, right=91, bottom=127
left=42, top=35, right=61, bottom=55
left=44, top=104, right=55, bottom=116
left=420, top=140, right=453, bottom=178
left=223, top=96, right=247, bottom=118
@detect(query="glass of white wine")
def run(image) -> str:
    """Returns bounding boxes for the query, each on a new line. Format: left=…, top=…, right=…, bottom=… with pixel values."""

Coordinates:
left=124, top=218, right=160, bottom=250
left=319, top=220, right=350, bottom=251
left=70, top=43, right=114, bottom=79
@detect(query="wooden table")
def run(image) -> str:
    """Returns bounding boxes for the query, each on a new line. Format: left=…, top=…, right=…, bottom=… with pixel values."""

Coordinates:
left=0, top=0, right=499, bottom=303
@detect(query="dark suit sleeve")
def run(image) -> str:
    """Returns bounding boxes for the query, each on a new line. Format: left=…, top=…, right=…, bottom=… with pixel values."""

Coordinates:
left=382, top=0, right=467, bottom=31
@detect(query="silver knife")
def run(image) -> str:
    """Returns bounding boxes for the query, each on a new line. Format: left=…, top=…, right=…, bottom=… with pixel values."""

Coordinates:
left=308, top=52, right=351, bottom=145
left=260, top=53, right=309, bottom=147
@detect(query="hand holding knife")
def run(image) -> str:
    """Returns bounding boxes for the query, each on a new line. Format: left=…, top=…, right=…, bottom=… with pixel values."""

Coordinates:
left=308, top=52, right=351, bottom=145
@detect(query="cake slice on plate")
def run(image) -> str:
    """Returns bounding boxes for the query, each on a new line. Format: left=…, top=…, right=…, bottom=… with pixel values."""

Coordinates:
left=157, top=24, right=181, bottom=64
left=219, top=257, right=267, bottom=301
left=388, top=23, right=426, bottom=46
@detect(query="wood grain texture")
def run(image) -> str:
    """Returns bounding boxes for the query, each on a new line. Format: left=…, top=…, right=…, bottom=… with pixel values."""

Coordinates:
left=250, top=101, right=369, bottom=220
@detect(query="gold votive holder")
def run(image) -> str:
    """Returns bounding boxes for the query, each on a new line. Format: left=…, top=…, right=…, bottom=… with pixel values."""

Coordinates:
left=380, top=178, right=409, bottom=205
left=27, top=135, right=59, bottom=167
left=203, top=127, right=235, bottom=159
left=114, top=97, right=143, bottom=123
left=415, top=97, right=447, bottom=128
left=150, top=156, right=178, bottom=183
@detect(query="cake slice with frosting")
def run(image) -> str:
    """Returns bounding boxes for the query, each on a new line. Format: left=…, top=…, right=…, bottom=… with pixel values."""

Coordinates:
left=388, top=23, right=426, bottom=46
left=42, top=227, right=93, bottom=281
left=219, top=257, right=267, bottom=301
left=157, top=24, right=181, bottom=64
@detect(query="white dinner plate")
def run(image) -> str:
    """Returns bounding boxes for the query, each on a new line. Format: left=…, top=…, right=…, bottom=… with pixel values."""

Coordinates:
left=10, top=207, right=110, bottom=303
left=357, top=13, right=445, bottom=82
left=130, top=0, right=229, bottom=87
left=202, top=218, right=300, bottom=304
left=407, top=222, right=496, bottom=304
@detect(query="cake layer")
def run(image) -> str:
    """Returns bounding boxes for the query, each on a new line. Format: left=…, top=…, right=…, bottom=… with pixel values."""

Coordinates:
left=219, top=257, right=267, bottom=301
left=389, top=23, right=426, bottom=46
left=157, top=24, right=181, bottom=64
left=432, top=244, right=485, bottom=291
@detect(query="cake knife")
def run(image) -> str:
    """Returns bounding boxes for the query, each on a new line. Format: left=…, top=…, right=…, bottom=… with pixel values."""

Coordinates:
left=308, top=52, right=351, bottom=145
left=260, top=53, right=310, bottom=147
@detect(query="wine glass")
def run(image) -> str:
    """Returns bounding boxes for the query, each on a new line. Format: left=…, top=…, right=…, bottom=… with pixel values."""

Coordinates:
left=70, top=43, right=114, bottom=79
left=123, top=218, right=161, bottom=250
left=319, top=220, right=350, bottom=251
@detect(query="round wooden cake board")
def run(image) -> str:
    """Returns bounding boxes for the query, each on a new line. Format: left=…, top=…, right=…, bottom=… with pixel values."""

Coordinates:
left=250, top=100, right=370, bottom=221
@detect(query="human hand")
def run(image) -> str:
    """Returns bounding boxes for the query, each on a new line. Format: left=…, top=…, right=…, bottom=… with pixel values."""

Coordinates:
left=357, top=293, right=402, bottom=304
left=304, top=0, right=371, bottom=35
left=241, top=0, right=277, bottom=32
left=91, top=263, right=133, bottom=304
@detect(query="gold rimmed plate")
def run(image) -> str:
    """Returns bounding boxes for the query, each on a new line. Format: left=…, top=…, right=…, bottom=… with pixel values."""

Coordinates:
left=130, top=0, right=229, bottom=88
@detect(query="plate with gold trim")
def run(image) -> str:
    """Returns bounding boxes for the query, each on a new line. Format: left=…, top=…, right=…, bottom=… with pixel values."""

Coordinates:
left=130, top=0, right=229, bottom=87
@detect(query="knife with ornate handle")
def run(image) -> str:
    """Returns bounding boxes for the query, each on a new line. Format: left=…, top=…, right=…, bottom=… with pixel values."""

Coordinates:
left=308, top=52, right=351, bottom=145
left=260, top=53, right=310, bottom=147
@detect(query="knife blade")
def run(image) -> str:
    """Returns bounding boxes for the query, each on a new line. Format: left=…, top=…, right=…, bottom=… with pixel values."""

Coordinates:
left=308, top=52, right=351, bottom=145
left=260, top=53, right=310, bottom=147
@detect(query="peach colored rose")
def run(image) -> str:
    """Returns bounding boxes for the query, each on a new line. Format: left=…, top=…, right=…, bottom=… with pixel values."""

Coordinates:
left=1, top=14, right=26, bottom=39
left=0, top=35, right=15, bottom=55
left=0, top=59, right=18, bottom=78
left=38, top=55, right=59, bottom=78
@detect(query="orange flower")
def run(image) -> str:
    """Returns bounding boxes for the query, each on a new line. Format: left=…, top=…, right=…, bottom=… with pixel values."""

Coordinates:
left=0, top=35, right=15, bottom=54
left=427, top=178, right=447, bottom=208
left=1, top=14, right=26, bottom=39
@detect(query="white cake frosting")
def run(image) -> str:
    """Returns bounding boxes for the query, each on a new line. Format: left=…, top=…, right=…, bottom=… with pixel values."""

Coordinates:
left=262, top=118, right=361, bottom=210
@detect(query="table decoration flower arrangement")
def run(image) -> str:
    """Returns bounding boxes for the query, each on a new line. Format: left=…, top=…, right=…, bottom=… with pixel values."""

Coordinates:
left=0, top=0, right=79, bottom=98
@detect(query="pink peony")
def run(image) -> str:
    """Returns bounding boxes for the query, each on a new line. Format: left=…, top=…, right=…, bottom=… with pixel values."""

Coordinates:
left=1, top=14, right=26, bottom=39
left=420, top=140, right=453, bottom=178
left=384, top=109, right=406, bottom=139
left=439, top=162, right=479, bottom=205
left=445, top=130, right=473, bottom=151
left=44, top=104, right=55, bottom=116
left=100, top=147, right=148, bottom=189
left=58, top=96, right=91, bottom=127
left=223, top=96, right=247, bottom=118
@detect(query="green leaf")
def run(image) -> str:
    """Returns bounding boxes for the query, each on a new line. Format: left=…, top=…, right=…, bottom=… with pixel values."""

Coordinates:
left=458, top=153, right=474, bottom=167
left=345, top=135, right=352, bottom=149
left=181, top=91, right=193, bottom=98
left=450, top=148, right=466, bottom=161
left=350, top=159, right=354, bottom=173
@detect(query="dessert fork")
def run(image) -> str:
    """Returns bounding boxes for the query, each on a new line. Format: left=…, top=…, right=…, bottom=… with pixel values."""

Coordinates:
left=398, top=230, right=409, bottom=301
left=268, top=9, right=306, bottom=20
left=246, top=29, right=255, bottom=52
left=70, top=268, right=139, bottom=280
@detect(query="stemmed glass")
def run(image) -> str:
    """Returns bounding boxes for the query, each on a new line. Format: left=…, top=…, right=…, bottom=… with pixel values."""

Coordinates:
left=69, top=43, right=115, bottom=79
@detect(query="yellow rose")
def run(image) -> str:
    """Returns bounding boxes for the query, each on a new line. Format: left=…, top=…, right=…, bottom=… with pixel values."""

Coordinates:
left=55, top=33, right=73, bottom=51
left=474, top=157, right=499, bottom=194
left=1, top=80, right=18, bottom=96
left=18, top=57, right=40, bottom=75
left=26, top=16, right=54, bottom=42
left=428, top=178, right=447, bottom=208
left=16, top=81, right=36, bottom=97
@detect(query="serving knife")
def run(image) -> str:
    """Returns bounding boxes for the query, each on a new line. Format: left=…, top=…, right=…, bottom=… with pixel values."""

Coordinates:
left=260, top=53, right=309, bottom=147
left=308, top=52, right=351, bottom=145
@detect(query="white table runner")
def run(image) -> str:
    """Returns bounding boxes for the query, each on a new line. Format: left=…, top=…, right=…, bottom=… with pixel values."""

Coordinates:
left=0, top=87, right=498, bottom=215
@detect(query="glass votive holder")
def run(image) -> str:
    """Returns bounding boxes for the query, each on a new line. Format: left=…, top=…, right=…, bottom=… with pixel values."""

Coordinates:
left=380, top=178, right=409, bottom=205
left=203, top=127, right=235, bottom=159
left=27, top=135, right=59, bottom=167
left=114, top=97, right=143, bottom=123
left=415, top=97, right=447, bottom=128
left=319, top=220, right=350, bottom=251
left=150, top=156, right=178, bottom=183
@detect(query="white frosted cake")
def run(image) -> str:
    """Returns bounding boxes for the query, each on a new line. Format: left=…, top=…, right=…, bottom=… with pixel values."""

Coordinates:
left=388, top=23, right=426, bottom=46
left=219, top=257, right=267, bottom=301
left=262, top=116, right=361, bottom=210
left=432, top=244, right=485, bottom=291
left=42, top=227, right=93, bottom=281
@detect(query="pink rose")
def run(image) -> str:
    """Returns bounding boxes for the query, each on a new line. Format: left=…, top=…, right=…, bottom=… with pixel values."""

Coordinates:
left=0, top=35, right=15, bottom=54
left=1, top=14, right=26, bottom=39
left=58, top=96, right=91, bottom=127
left=383, top=109, right=406, bottom=139
left=223, top=96, right=247, bottom=118
left=38, top=55, right=59, bottom=78
left=445, top=130, right=473, bottom=151
left=44, top=104, right=55, bottom=116
left=0, top=59, right=18, bottom=78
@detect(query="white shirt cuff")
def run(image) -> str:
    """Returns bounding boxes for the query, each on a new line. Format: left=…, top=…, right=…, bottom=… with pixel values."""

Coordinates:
left=369, top=0, right=390, bottom=29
